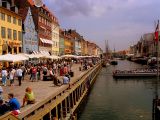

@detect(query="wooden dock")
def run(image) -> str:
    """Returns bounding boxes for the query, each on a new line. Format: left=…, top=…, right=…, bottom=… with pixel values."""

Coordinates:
left=0, top=62, right=102, bottom=120
left=2, top=64, right=83, bottom=109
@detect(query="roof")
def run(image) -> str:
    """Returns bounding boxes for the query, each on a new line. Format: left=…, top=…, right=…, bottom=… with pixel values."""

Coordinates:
left=18, top=7, right=28, bottom=22
left=0, top=6, right=22, bottom=18
left=28, top=0, right=59, bottom=25
left=28, top=0, right=34, bottom=6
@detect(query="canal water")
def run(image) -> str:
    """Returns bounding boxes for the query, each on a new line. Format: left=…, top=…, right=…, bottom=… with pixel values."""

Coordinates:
left=79, top=60, right=160, bottom=120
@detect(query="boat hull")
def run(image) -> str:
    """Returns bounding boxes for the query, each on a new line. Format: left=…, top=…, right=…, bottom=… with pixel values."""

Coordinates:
left=113, top=72, right=157, bottom=78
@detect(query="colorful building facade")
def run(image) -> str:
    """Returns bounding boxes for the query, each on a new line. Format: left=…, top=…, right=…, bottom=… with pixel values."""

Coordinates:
left=64, top=34, right=72, bottom=54
left=19, top=7, right=38, bottom=53
left=1, top=0, right=102, bottom=57
left=0, top=1, right=22, bottom=55
left=51, top=15, right=59, bottom=55
left=59, top=29, right=64, bottom=55
left=81, top=38, right=85, bottom=56
left=67, top=29, right=82, bottom=55
left=17, top=0, right=53, bottom=54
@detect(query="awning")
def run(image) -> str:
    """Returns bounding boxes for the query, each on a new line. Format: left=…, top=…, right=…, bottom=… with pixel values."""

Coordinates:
left=40, top=50, right=50, bottom=56
left=40, top=38, right=53, bottom=45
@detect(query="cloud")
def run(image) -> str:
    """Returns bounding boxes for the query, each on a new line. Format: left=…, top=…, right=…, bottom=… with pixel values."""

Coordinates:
left=46, top=0, right=111, bottom=17
left=44, top=0, right=160, bottom=51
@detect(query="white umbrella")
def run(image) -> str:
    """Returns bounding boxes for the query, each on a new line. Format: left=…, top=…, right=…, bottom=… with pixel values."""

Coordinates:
left=51, top=55, right=61, bottom=59
left=33, top=53, right=45, bottom=58
left=61, top=54, right=77, bottom=58
left=0, top=54, right=28, bottom=62
left=18, top=53, right=37, bottom=59
left=42, top=55, right=60, bottom=59
left=15, top=54, right=29, bottom=60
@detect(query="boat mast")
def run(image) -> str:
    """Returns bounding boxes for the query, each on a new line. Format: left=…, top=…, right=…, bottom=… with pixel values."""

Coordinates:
left=153, top=20, right=159, bottom=120
left=113, top=45, right=115, bottom=58
left=105, top=40, right=109, bottom=60
left=156, top=19, right=159, bottom=101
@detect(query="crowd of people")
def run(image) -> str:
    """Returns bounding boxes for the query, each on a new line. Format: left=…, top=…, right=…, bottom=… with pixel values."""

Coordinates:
left=0, top=57, right=100, bottom=116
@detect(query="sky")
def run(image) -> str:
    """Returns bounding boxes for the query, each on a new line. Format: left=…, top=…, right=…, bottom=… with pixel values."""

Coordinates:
left=44, top=0, right=160, bottom=51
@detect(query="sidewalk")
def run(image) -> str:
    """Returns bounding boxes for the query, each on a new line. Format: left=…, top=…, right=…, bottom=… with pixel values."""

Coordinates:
left=1, top=63, right=85, bottom=112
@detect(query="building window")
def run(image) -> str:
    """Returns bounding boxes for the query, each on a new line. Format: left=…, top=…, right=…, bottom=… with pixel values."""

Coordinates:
left=7, top=15, right=11, bottom=23
left=18, top=19, right=22, bottom=26
left=13, top=30, right=17, bottom=40
left=7, top=28, right=12, bottom=39
left=19, top=47, right=22, bottom=53
left=1, top=27, right=6, bottom=38
left=13, top=17, right=16, bottom=24
left=1, top=13, right=5, bottom=21
left=18, top=31, right=22, bottom=41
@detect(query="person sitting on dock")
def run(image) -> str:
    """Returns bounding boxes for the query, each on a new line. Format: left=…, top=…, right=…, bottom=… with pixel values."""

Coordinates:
left=7, top=93, right=21, bottom=116
left=53, top=74, right=61, bottom=86
left=0, top=86, right=3, bottom=100
left=22, top=87, right=35, bottom=107
left=63, top=74, right=70, bottom=84
left=0, top=99, right=10, bottom=115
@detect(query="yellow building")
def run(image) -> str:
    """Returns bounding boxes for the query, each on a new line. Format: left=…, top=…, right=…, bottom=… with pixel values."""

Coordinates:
left=81, top=39, right=85, bottom=56
left=0, top=6, right=22, bottom=55
left=85, top=41, right=89, bottom=55
left=51, top=14, right=60, bottom=56
left=64, top=35, right=72, bottom=54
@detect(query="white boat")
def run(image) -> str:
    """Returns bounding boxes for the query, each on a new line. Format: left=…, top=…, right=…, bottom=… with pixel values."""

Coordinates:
left=113, top=69, right=157, bottom=78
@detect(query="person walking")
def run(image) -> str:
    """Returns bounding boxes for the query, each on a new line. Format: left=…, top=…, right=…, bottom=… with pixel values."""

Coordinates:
left=9, top=68, right=15, bottom=86
left=1, top=67, right=8, bottom=86
left=16, top=67, right=23, bottom=86
left=21, top=65, right=26, bottom=80
left=31, top=66, right=37, bottom=82
left=36, top=66, right=41, bottom=81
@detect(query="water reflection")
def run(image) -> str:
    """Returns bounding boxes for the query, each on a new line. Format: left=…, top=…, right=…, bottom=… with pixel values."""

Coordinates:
left=79, top=60, right=160, bottom=120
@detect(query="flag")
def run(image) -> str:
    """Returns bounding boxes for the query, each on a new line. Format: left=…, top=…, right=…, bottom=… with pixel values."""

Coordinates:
left=155, top=20, right=159, bottom=43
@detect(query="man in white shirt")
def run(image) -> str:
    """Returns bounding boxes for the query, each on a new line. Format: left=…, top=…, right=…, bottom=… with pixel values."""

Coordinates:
left=9, top=68, right=15, bottom=86
left=16, top=67, right=23, bottom=86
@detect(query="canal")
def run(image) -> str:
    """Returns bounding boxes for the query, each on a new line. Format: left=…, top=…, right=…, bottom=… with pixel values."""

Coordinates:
left=79, top=60, right=160, bottom=120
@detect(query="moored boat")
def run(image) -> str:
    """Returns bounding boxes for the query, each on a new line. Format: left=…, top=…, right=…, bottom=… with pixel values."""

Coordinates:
left=113, top=69, right=157, bottom=78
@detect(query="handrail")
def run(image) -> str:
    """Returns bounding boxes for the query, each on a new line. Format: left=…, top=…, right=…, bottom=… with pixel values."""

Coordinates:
left=0, top=112, right=19, bottom=120
left=0, top=62, right=102, bottom=120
